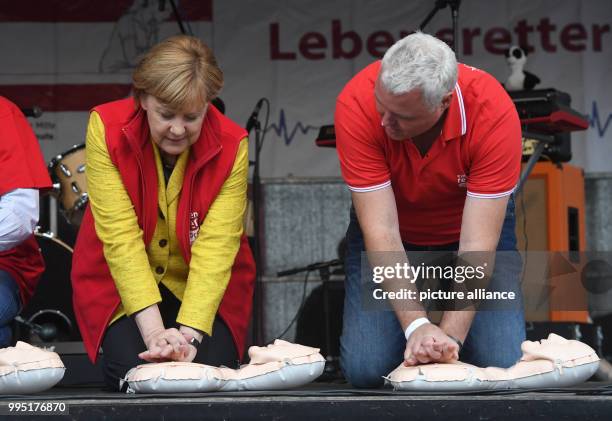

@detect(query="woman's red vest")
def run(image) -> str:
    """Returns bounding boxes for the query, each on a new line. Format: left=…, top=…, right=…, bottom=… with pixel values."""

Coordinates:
left=71, top=98, right=255, bottom=363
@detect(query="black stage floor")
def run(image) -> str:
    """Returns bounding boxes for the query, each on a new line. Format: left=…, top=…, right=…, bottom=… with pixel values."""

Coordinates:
left=2, top=382, right=612, bottom=420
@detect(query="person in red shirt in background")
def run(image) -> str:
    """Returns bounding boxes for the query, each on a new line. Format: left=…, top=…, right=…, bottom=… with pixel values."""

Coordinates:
left=335, top=32, right=524, bottom=388
left=0, top=97, right=52, bottom=348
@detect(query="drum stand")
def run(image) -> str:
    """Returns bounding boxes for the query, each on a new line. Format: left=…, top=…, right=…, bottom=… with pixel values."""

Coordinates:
left=48, top=195, right=59, bottom=235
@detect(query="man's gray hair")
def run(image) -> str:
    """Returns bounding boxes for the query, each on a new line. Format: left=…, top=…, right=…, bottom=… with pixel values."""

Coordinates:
left=380, top=32, right=458, bottom=110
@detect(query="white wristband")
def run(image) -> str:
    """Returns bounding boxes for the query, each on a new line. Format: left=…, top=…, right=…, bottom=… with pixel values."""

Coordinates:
left=404, top=317, right=431, bottom=341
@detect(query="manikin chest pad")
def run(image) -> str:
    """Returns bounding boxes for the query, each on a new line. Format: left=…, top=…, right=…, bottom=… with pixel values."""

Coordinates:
left=123, top=339, right=325, bottom=393
left=385, top=333, right=600, bottom=391
left=0, top=341, right=66, bottom=394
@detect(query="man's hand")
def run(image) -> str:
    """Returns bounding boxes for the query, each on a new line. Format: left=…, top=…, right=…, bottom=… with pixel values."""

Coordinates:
left=138, top=327, right=191, bottom=363
left=404, top=323, right=459, bottom=366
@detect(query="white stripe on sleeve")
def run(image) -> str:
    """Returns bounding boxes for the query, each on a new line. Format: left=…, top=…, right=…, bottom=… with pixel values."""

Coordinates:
left=348, top=180, right=392, bottom=193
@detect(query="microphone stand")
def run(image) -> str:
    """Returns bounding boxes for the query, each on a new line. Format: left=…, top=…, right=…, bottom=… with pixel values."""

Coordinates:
left=164, top=0, right=190, bottom=35
left=276, top=259, right=343, bottom=277
left=419, top=0, right=462, bottom=54
left=250, top=118, right=264, bottom=345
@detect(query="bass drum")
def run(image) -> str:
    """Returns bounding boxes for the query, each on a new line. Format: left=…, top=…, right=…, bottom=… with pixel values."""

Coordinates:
left=48, top=143, right=88, bottom=226
left=16, top=232, right=81, bottom=343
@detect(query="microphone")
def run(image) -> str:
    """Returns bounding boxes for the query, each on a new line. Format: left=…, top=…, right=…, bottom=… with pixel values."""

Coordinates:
left=21, top=106, right=43, bottom=118
left=245, top=98, right=265, bottom=133
left=448, top=0, right=462, bottom=12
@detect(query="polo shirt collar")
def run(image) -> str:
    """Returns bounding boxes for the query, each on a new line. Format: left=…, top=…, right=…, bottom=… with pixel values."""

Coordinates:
left=440, top=83, right=467, bottom=142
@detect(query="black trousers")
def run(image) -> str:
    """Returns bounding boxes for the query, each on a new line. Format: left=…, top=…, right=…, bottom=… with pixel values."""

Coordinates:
left=101, top=284, right=239, bottom=391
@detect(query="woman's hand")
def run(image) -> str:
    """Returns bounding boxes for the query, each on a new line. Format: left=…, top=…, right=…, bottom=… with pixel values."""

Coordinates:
left=138, top=327, right=191, bottom=363
left=177, top=325, right=204, bottom=363
left=134, top=305, right=194, bottom=362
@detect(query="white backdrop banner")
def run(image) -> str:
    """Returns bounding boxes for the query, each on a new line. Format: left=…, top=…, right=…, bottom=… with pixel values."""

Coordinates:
left=1, top=0, right=610, bottom=177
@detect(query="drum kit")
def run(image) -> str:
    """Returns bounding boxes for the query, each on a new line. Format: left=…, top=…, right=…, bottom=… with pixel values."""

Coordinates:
left=15, top=143, right=88, bottom=343
left=47, top=143, right=88, bottom=226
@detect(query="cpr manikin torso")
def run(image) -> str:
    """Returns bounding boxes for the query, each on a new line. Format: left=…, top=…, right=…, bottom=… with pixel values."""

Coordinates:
left=123, top=340, right=325, bottom=393
left=122, top=334, right=598, bottom=393
left=386, top=334, right=599, bottom=391
left=0, top=341, right=65, bottom=394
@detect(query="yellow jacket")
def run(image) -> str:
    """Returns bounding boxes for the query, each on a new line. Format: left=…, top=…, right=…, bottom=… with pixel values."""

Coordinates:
left=85, top=111, right=248, bottom=335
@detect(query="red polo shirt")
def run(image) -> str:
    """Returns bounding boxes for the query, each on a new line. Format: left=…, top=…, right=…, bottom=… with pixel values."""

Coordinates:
left=335, top=61, right=521, bottom=245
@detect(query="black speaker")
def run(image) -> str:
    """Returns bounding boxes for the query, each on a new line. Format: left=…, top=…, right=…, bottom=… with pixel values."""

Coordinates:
left=295, top=281, right=344, bottom=359
left=15, top=233, right=81, bottom=343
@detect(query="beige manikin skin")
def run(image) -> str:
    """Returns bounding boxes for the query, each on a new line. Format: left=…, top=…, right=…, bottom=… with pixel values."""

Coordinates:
left=126, top=339, right=325, bottom=382
left=0, top=339, right=323, bottom=382
left=3, top=335, right=595, bottom=386
left=127, top=334, right=597, bottom=383
left=0, top=341, right=64, bottom=374
left=386, top=333, right=599, bottom=383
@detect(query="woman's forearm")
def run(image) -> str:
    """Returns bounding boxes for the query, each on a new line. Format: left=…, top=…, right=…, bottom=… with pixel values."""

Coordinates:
left=133, top=304, right=165, bottom=344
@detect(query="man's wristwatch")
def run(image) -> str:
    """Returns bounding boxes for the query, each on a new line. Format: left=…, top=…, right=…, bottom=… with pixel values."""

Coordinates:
left=188, top=337, right=201, bottom=349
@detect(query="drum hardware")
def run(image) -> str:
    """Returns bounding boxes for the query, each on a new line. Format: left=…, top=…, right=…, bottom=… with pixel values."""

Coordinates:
left=74, top=193, right=88, bottom=209
left=47, top=143, right=88, bottom=226
left=33, top=228, right=73, bottom=252
left=14, top=310, right=72, bottom=343
left=59, top=163, right=71, bottom=177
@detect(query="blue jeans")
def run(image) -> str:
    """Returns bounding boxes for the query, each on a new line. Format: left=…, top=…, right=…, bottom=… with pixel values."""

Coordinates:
left=340, top=197, right=526, bottom=388
left=0, top=270, right=21, bottom=348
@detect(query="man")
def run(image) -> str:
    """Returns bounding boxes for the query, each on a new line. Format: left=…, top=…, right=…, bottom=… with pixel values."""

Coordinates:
left=0, top=96, right=52, bottom=348
left=335, top=32, right=524, bottom=388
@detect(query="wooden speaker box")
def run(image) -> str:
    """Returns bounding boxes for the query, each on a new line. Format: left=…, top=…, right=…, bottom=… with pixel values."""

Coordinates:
left=515, top=162, right=588, bottom=323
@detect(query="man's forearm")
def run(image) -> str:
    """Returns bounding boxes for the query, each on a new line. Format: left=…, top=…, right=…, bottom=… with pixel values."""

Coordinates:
left=363, top=230, right=427, bottom=331
left=439, top=310, right=475, bottom=342
left=447, top=195, right=510, bottom=342
left=0, top=188, right=39, bottom=251
left=352, top=188, right=429, bottom=333
left=439, top=251, right=494, bottom=342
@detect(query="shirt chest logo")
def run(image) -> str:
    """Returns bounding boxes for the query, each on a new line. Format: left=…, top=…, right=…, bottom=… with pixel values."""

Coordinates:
left=189, top=211, right=200, bottom=245
left=457, top=174, right=467, bottom=189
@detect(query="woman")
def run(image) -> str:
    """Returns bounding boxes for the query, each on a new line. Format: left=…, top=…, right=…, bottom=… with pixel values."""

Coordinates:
left=71, top=35, right=255, bottom=391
